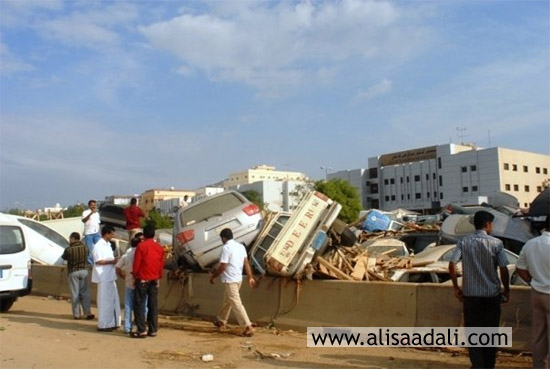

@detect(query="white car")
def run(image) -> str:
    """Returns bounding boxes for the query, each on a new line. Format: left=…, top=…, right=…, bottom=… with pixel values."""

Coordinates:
left=0, top=214, right=33, bottom=311
left=412, top=245, right=527, bottom=285
left=0, top=213, right=69, bottom=265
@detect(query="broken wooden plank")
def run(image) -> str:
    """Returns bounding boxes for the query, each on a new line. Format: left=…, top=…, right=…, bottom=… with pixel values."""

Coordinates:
left=351, top=255, right=367, bottom=281
left=317, top=256, right=354, bottom=281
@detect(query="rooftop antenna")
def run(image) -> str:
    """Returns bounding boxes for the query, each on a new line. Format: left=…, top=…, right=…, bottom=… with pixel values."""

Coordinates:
left=488, top=129, right=492, bottom=147
left=456, top=126, right=468, bottom=145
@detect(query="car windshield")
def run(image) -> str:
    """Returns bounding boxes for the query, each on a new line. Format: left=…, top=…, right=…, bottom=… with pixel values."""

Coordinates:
left=0, top=226, right=25, bottom=254
left=179, top=193, right=244, bottom=226
left=17, top=218, right=69, bottom=249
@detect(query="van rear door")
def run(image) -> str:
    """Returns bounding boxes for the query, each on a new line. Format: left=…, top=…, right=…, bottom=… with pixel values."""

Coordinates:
left=0, top=225, right=29, bottom=294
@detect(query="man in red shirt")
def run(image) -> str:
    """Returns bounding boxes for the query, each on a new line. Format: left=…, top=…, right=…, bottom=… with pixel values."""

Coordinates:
left=123, top=198, right=145, bottom=240
left=131, top=225, right=164, bottom=338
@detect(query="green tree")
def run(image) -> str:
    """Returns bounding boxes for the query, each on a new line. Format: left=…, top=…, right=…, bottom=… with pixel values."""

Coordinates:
left=144, top=209, right=173, bottom=229
left=63, top=204, right=85, bottom=218
left=240, top=190, right=265, bottom=211
left=314, top=178, right=361, bottom=223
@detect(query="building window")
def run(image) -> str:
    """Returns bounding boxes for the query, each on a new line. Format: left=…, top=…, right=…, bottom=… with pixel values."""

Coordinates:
left=433, top=173, right=436, bottom=180
left=391, top=195, right=395, bottom=201
left=439, top=176, right=443, bottom=186
left=415, top=193, right=421, bottom=199
left=414, top=175, right=420, bottom=182
left=426, top=174, right=429, bottom=180
left=427, top=192, right=430, bottom=198
left=400, top=177, right=403, bottom=184
left=440, top=192, right=444, bottom=199
left=537, top=186, right=542, bottom=192
left=407, top=176, right=410, bottom=183
left=438, top=157, right=442, bottom=169
left=463, top=187, right=468, bottom=193
left=407, top=194, right=411, bottom=200
left=370, top=184, right=379, bottom=194
left=505, top=184, right=511, bottom=191
left=369, top=168, right=378, bottom=178
left=504, top=163, right=509, bottom=170
left=524, top=185, right=530, bottom=192
left=384, top=179, right=389, bottom=185
left=512, top=164, right=518, bottom=171
left=385, top=196, right=390, bottom=201
left=514, top=184, right=519, bottom=191
left=523, top=166, right=528, bottom=173
left=544, top=168, right=548, bottom=175
left=472, top=185, right=478, bottom=192
left=470, top=165, right=477, bottom=172
left=461, top=166, right=467, bottom=173
left=390, top=178, right=395, bottom=185
left=536, top=167, right=541, bottom=174
left=434, top=192, right=437, bottom=198
left=401, top=194, right=404, bottom=200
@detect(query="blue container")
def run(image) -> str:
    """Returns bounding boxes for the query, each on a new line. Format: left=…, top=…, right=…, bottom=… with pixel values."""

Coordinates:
left=363, top=210, right=392, bottom=232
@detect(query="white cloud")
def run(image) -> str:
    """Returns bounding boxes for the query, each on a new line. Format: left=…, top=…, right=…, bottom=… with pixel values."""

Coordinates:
left=140, top=0, right=429, bottom=96
left=0, top=41, right=34, bottom=75
left=351, top=79, right=393, bottom=104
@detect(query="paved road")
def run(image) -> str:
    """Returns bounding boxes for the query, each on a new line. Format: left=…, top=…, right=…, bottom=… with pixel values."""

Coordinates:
left=0, top=295, right=530, bottom=369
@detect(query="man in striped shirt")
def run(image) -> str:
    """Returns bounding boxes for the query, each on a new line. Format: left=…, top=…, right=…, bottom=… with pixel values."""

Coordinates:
left=449, top=210, right=510, bottom=369
left=62, top=232, right=94, bottom=320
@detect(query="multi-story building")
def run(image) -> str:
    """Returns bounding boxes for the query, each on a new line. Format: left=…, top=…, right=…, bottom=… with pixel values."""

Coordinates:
left=335, top=144, right=548, bottom=212
left=224, top=164, right=307, bottom=188
left=327, top=169, right=368, bottom=209
left=229, top=180, right=307, bottom=212
left=139, top=188, right=195, bottom=212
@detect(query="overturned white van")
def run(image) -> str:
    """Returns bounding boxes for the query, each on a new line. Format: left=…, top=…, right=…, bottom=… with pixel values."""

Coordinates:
left=249, top=191, right=342, bottom=278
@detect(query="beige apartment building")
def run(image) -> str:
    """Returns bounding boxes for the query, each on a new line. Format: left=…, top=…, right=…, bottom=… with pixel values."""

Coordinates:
left=224, top=164, right=307, bottom=188
left=139, top=188, right=195, bottom=212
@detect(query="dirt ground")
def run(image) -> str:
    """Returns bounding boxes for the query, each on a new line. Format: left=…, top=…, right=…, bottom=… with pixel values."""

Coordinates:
left=0, top=295, right=532, bottom=369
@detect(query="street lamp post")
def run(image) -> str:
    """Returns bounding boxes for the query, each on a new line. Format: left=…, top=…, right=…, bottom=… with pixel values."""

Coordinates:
left=320, top=166, right=332, bottom=179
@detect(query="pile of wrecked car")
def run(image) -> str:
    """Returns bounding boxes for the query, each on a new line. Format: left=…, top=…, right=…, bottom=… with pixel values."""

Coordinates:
left=170, top=187, right=548, bottom=286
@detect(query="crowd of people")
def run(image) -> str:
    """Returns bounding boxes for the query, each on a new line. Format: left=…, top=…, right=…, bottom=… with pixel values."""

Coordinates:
left=63, top=198, right=257, bottom=338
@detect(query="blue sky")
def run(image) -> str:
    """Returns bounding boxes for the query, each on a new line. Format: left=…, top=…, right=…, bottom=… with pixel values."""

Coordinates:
left=1, top=0, right=549, bottom=210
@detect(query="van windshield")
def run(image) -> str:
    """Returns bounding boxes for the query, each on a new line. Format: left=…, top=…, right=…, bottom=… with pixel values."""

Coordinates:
left=0, top=226, right=25, bottom=254
left=180, top=193, right=244, bottom=226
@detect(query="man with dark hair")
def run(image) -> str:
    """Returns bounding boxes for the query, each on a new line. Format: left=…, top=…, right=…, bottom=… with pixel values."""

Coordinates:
left=116, top=232, right=144, bottom=334
left=131, top=225, right=164, bottom=338
left=82, top=200, right=101, bottom=265
left=516, top=216, right=550, bottom=369
left=449, top=210, right=510, bottom=369
left=92, top=225, right=120, bottom=332
left=123, top=198, right=145, bottom=240
left=210, top=228, right=257, bottom=337
left=62, top=232, right=94, bottom=320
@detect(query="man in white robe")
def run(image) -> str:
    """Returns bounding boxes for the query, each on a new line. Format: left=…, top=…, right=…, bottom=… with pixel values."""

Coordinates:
left=92, top=225, right=121, bottom=331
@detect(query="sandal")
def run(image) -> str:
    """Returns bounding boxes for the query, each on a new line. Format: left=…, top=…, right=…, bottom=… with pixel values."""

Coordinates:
left=241, top=327, right=255, bottom=337
left=130, top=332, right=147, bottom=339
left=213, top=319, right=226, bottom=329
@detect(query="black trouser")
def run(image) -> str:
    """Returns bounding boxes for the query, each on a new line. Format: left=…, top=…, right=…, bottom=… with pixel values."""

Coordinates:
left=463, top=295, right=501, bottom=369
left=134, top=280, right=158, bottom=334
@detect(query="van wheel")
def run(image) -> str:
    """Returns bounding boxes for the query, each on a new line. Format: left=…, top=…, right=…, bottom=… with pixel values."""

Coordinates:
left=0, top=297, right=16, bottom=312
left=331, top=219, right=358, bottom=246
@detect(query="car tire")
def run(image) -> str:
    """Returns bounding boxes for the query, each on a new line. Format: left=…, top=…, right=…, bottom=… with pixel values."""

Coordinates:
left=331, top=219, right=357, bottom=246
left=0, top=297, right=16, bottom=312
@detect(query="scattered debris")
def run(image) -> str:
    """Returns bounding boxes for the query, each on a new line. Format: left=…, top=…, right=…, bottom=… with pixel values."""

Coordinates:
left=201, top=353, right=214, bottom=362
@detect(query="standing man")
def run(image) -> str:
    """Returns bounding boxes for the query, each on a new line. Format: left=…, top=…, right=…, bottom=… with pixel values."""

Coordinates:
left=82, top=200, right=101, bottom=265
left=132, top=225, right=165, bottom=338
left=116, top=232, right=144, bottom=334
left=210, top=228, right=256, bottom=337
left=516, top=216, right=550, bottom=369
left=123, top=198, right=145, bottom=240
left=92, top=225, right=121, bottom=332
left=180, top=195, right=190, bottom=208
left=62, top=232, right=94, bottom=321
left=449, top=210, right=510, bottom=369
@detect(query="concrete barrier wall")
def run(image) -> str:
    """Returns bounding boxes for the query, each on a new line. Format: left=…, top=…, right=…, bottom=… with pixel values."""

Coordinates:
left=30, top=265, right=532, bottom=349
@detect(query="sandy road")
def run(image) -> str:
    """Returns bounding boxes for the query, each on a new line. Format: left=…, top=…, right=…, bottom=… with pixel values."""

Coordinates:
left=0, top=295, right=531, bottom=369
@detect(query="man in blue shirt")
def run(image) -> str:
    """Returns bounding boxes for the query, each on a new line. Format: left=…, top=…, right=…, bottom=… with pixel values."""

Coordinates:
left=449, top=210, right=510, bottom=369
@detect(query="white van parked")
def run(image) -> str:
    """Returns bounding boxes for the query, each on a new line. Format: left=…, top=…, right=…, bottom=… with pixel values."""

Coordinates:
left=0, top=214, right=33, bottom=312
left=0, top=213, right=69, bottom=266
